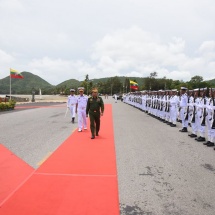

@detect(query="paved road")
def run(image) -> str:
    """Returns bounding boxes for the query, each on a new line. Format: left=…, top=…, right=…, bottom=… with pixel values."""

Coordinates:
left=1, top=98, right=215, bottom=215
left=0, top=102, right=74, bottom=168
left=111, top=98, right=215, bottom=215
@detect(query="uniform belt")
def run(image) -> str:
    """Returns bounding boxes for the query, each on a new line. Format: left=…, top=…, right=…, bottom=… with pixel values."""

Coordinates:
left=93, top=110, right=99, bottom=112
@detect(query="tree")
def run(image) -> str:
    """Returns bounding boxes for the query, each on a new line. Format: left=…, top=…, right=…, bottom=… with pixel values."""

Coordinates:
left=150, top=71, right=158, bottom=79
left=189, top=75, right=204, bottom=89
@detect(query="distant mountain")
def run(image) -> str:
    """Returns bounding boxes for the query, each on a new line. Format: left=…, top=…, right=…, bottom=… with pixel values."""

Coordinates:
left=55, top=79, right=81, bottom=89
left=1, top=71, right=214, bottom=95
left=206, top=78, right=215, bottom=86
left=0, top=71, right=54, bottom=94
left=90, top=76, right=144, bottom=86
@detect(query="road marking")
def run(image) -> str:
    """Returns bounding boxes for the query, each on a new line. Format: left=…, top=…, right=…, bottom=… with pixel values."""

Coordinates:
left=37, top=152, right=52, bottom=167
left=34, top=172, right=117, bottom=177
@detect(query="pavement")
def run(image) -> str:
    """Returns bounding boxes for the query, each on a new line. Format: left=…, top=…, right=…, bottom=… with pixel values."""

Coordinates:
left=1, top=97, right=215, bottom=215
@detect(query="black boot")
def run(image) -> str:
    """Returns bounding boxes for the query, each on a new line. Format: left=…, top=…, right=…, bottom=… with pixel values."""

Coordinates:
left=179, top=127, right=187, bottom=132
left=207, top=142, right=215, bottom=147
left=203, top=141, right=210, bottom=145
left=189, top=134, right=197, bottom=138
left=196, top=137, right=206, bottom=142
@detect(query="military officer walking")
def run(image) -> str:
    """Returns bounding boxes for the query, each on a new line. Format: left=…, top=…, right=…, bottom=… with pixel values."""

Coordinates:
left=86, top=88, right=104, bottom=139
left=67, top=89, right=77, bottom=123
left=76, top=87, right=88, bottom=132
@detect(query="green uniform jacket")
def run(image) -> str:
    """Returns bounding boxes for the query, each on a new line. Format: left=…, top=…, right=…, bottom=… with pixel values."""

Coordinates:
left=86, top=96, right=104, bottom=115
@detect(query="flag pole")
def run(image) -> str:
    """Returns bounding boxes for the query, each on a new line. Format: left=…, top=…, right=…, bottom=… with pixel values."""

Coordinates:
left=10, top=68, right=11, bottom=100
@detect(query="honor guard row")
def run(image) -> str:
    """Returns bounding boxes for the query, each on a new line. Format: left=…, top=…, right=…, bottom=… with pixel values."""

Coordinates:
left=122, top=87, right=215, bottom=150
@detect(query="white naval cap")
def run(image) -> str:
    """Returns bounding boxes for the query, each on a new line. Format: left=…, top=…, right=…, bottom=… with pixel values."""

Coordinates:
left=78, top=87, right=84, bottom=91
left=70, top=89, right=75, bottom=92
left=171, top=89, right=177, bottom=92
left=194, top=88, right=199, bottom=91
left=180, top=87, right=187, bottom=90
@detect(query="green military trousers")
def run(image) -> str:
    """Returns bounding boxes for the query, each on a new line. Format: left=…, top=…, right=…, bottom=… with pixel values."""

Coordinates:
left=89, top=111, right=100, bottom=136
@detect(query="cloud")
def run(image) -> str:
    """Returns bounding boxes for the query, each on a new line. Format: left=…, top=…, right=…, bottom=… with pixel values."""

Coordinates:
left=0, top=49, right=14, bottom=63
left=1, top=0, right=215, bottom=85
left=91, top=26, right=215, bottom=81
left=28, top=57, right=97, bottom=85
left=1, top=26, right=214, bottom=85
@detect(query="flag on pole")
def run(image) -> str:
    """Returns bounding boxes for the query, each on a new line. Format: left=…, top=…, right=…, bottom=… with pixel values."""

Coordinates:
left=10, top=68, right=24, bottom=79
left=130, top=80, right=139, bottom=90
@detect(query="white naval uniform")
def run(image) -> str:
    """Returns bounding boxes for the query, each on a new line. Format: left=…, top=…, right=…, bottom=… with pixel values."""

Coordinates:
left=206, top=98, right=213, bottom=142
left=211, top=98, right=215, bottom=143
left=180, top=93, right=188, bottom=128
left=67, top=95, right=77, bottom=119
left=77, top=95, right=88, bottom=130
left=196, top=97, right=207, bottom=138
left=190, top=97, right=200, bottom=135
left=170, top=95, right=179, bottom=125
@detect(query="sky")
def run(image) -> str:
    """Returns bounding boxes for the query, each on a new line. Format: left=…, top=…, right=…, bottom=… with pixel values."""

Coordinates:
left=0, top=0, right=215, bottom=85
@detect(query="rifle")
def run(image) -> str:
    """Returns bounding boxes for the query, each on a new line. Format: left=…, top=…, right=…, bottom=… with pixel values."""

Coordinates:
left=160, top=97, right=163, bottom=111
left=191, top=98, right=196, bottom=123
left=165, top=95, right=168, bottom=112
left=212, top=97, right=215, bottom=129
left=185, top=96, right=190, bottom=120
left=201, top=97, right=206, bottom=126
left=166, top=95, right=170, bottom=112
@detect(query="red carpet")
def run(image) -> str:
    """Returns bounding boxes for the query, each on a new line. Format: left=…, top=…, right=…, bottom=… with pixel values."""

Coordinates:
left=0, top=104, right=120, bottom=215
left=0, top=144, right=34, bottom=205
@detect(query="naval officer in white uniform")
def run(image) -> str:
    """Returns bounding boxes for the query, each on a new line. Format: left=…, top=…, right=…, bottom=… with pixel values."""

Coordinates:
left=76, top=87, right=88, bottom=132
left=179, top=87, right=188, bottom=132
left=67, top=89, right=77, bottom=123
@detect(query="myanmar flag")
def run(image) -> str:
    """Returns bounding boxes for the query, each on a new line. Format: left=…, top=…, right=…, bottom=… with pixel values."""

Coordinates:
left=130, top=80, right=139, bottom=90
left=10, top=68, right=24, bottom=79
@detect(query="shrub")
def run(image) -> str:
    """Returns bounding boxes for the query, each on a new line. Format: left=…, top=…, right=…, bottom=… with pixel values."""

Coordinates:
left=0, top=100, right=16, bottom=111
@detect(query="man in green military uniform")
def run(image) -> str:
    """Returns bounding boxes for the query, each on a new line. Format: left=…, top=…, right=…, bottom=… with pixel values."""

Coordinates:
left=86, top=88, right=104, bottom=139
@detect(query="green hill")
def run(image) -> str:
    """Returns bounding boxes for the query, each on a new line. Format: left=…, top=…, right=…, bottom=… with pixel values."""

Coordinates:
left=1, top=71, right=214, bottom=95
left=55, top=79, right=81, bottom=90
left=206, top=78, right=215, bottom=86
left=0, top=71, right=54, bottom=94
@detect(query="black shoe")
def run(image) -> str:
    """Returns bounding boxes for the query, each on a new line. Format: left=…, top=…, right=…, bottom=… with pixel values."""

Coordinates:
left=72, top=117, right=75, bottom=123
left=170, top=124, right=176, bottom=127
left=195, top=136, right=201, bottom=140
left=190, top=134, right=197, bottom=138
left=91, top=136, right=95, bottom=139
left=207, top=142, right=215, bottom=147
left=203, top=141, right=210, bottom=145
left=179, top=128, right=187, bottom=132
left=96, top=133, right=99, bottom=136
left=196, top=137, right=206, bottom=142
